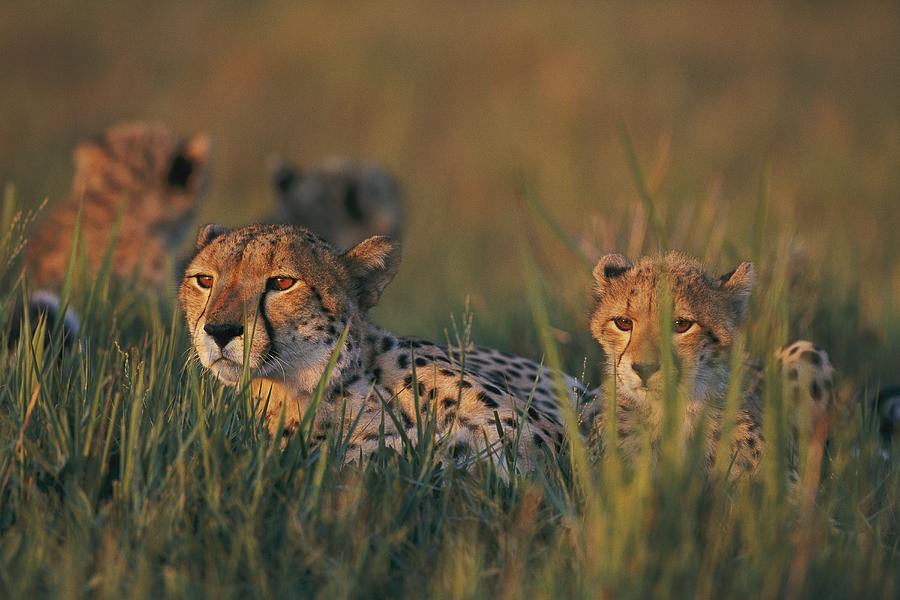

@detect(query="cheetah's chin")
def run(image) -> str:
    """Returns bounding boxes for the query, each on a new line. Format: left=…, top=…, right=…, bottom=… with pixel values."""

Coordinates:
left=209, top=357, right=245, bottom=386
left=621, top=384, right=668, bottom=404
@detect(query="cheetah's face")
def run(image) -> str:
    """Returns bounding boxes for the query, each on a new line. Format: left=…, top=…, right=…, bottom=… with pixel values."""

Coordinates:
left=179, top=224, right=400, bottom=390
left=73, top=122, right=211, bottom=231
left=272, top=159, right=404, bottom=251
left=590, top=252, right=754, bottom=404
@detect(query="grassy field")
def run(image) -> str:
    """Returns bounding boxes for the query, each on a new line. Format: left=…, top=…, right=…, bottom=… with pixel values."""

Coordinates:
left=1, top=1, right=899, bottom=597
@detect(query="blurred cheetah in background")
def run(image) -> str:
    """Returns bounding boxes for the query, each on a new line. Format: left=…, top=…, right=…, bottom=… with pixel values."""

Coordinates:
left=269, top=157, right=404, bottom=251
left=25, top=121, right=212, bottom=290
left=18, top=121, right=211, bottom=339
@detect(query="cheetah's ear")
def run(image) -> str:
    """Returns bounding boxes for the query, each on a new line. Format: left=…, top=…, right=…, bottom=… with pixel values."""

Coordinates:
left=718, top=262, right=755, bottom=321
left=270, top=158, right=302, bottom=195
left=167, top=132, right=212, bottom=191
left=592, top=253, right=633, bottom=300
left=195, top=224, right=229, bottom=249
left=72, top=135, right=110, bottom=174
left=342, top=236, right=402, bottom=311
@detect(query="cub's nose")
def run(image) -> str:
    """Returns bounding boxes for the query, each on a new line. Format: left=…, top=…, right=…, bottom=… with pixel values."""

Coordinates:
left=204, top=323, right=244, bottom=349
left=631, top=361, right=660, bottom=385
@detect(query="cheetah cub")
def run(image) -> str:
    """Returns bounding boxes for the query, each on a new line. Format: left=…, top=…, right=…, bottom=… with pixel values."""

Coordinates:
left=179, top=224, right=584, bottom=471
left=270, top=157, right=404, bottom=251
left=18, top=122, right=211, bottom=341
left=582, top=252, right=834, bottom=478
left=26, top=121, right=212, bottom=291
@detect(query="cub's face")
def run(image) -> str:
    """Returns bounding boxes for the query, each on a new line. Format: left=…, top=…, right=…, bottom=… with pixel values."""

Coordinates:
left=179, top=224, right=400, bottom=389
left=590, top=252, right=754, bottom=403
left=272, top=159, right=404, bottom=251
left=73, top=121, right=211, bottom=234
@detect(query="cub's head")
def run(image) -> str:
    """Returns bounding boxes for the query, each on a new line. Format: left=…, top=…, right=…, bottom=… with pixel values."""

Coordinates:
left=271, top=157, right=404, bottom=251
left=179, top=224, right=400, bottom=389
left=590, top=251, right=754, bottom=403
left=73, top=121, right=211, bottom=235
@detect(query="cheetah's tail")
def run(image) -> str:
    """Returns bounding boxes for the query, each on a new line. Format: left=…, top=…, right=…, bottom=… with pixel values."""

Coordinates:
left=7, top=290, right=80, bottom=350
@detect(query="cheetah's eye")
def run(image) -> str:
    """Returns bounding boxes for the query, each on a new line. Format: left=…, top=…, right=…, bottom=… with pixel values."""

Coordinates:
left=613, top=317, right=633, bottom=331
left=267, top=276, right=297, bottom=291
left=195, top=274, right=214, bottom=289
left=674, top=319, right=694, bottom=334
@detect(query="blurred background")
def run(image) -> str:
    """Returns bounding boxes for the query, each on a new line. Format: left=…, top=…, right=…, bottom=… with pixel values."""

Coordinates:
left=1, top=1, right=898, bottom=381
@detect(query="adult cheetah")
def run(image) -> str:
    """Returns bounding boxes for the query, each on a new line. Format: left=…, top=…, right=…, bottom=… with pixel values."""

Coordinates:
left=179, top=223, right=585, bottom=472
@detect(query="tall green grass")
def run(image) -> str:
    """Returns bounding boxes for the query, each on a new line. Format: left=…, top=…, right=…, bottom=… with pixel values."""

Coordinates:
left=0, top=184, right=896, bottom=599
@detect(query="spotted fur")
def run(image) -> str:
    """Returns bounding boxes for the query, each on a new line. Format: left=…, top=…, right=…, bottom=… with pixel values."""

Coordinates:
left=179, top=224, right=585, bottom=472
left=270, top=157, right=404, bottom=251
left=582, top=251, right=834, bottom=478
left=776, top=340, right=836, bottom=436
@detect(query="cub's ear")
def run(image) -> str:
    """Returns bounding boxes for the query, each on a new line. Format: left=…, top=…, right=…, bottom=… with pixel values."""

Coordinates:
left=341, top=236, right=401, bottom=310
left=167, top=132, right=212, bottom=191
left=592, top=253, right=633, bottom=300
left=72, top=136, right=108, bottom=173
left=195, top=224, right=229, bottom=249
left=718, top=261, right=755, bottom=321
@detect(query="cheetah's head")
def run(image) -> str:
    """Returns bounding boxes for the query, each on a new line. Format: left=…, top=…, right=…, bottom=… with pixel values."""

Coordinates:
left=179, top=223, right=400, bottom=390
left=590, top=251, right=754, bottom=405
left=73, top=121, right=211, bottom=235
left=272, top=158, right=404, bottom=251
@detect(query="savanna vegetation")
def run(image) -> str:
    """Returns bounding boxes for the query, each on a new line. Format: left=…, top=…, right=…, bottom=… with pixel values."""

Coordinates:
left=0, top=1, right=897, bottom=597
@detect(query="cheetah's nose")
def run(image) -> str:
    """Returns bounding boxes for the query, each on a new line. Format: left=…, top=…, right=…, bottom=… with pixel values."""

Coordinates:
left=204, top=323, right=244, bottom=349
left=632, top=362, right=660, bottom=385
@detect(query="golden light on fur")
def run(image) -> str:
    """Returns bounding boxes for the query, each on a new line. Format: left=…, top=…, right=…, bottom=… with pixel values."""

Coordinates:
left=179, top=223, right=587, bottom=471
left=25, top=121, right=213, bottom=290
left=584, top=250, right=834, bottom=479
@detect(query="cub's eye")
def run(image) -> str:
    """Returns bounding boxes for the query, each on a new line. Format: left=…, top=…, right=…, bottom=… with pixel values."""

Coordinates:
left=613, top=317, right=633, bottom=331
left=267, top=276, right=297, bottom=291
left=195, top=274, right=214, bottom=289
left=674, top=319, right=694, bottom=334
